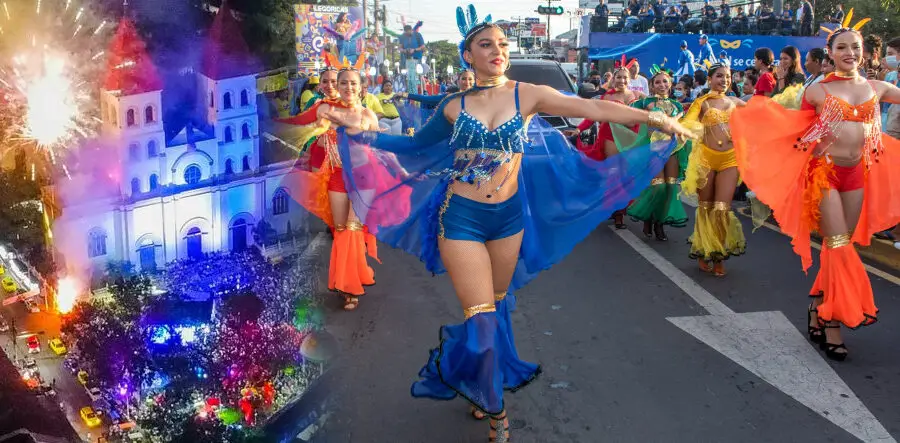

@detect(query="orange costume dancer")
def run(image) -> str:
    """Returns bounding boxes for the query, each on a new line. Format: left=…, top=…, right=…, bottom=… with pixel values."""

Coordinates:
left=731, top=13, right=900, bottom=360
left=279, top=53, right=410, bottom=310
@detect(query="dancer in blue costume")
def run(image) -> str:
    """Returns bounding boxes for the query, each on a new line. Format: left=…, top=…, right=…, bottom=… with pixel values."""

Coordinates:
left=322, top=5, right=691, bottom=441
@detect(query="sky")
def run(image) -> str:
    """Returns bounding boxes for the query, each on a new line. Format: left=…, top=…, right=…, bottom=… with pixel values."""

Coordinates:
left=381, top=0, right=585, bottom=43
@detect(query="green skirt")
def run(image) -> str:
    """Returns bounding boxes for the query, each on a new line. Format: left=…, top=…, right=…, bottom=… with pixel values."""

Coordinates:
left=627, top=182, right=689, bottom=227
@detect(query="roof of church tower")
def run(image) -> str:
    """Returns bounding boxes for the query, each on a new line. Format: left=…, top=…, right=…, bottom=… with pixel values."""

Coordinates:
left=103, top=18, right=164, bottom=95
left=200, top=1, right=262, bottom=80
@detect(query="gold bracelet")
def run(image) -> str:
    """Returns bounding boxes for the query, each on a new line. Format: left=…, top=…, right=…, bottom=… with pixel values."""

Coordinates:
left=647, top=111, right=666, bottom=129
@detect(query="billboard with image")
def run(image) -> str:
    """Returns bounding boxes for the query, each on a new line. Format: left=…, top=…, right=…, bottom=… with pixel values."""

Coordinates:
left=294, top=4, right=365, bottom=74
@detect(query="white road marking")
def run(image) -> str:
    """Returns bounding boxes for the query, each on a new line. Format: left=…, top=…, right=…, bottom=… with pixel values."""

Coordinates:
left=680, top=196, right=900, bottom=286
left=611, top=226, right=896, bottom=443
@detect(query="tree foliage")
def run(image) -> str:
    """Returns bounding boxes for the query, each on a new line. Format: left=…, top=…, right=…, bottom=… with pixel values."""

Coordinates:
left=61, top=273, right=157, bottom=390
left=0, top=169, right=55, bottom=278
left=425, top=40, right=463, bottom=78
left=815, top=0, right=900, bottom=39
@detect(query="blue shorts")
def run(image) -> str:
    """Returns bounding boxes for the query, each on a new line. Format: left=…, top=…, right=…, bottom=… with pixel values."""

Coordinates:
left=441, top=192, right=524, bottom=242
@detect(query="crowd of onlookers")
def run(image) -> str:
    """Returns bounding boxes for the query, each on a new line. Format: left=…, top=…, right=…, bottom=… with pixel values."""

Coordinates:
left=594, top=0, right=846, bottom=36
left=579, top=34, right=900, bottom=245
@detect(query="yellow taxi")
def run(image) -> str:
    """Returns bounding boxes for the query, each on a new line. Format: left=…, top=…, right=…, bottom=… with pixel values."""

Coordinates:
left=48, top=338, right=67, bottom=355
left=1, top=276, right=16, bottom=293
left=77, top=370, right=89, bottom=385
left=80, top=406, right=101, bottom=427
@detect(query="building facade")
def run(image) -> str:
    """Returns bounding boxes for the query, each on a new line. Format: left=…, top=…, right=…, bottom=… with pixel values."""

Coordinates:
left=53, top=12, right=306, bottom=277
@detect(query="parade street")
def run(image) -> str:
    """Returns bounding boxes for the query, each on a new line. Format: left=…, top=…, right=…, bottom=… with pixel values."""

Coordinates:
left=314, top=200, right=900, bottom=443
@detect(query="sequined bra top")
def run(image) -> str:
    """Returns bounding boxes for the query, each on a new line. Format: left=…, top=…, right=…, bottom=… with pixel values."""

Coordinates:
left=795, top=83, right=884, bottom=166
left=701, top=105, right=734, bottom=126
left=443, top=82, right=529, bottom=186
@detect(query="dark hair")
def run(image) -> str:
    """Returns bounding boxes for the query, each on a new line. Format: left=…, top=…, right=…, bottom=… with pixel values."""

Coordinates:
left=382, top=79, right=393, bottom=86
left=708, top=63, right=730, bottom=79
left=863, top=34, right=883, bottom=55
left=888, top=37, right=900, bottom=51
left=589, top=70, right=601, bottom=77
left=744, top=71, right=759, bottom=86
left=463, top=23, right=502, bottom=52
left=808, top=47, right=826, bottom=64
left=780, top=46, right=804, bottom=77
left=693, top=69, right=707, bottom=85
left=678, top=74, right=694, bottom=89
left=827, top=28, right=862, bottom=49
left=754, top=47, right=774, bottom=68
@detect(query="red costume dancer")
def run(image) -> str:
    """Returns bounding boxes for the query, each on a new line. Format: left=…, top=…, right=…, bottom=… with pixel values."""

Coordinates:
left=731, top=12, right=900, bottom=360
left=572, top=56, right=643, bottom=228
left=279, top=53, right=412, bottom=310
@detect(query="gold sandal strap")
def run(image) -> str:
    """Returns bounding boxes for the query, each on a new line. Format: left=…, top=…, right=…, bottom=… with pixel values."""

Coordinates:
left=494, top=291, right=507, bottom=302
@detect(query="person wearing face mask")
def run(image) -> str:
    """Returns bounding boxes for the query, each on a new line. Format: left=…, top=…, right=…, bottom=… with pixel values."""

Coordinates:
left=731, top=14, right=900, bottom=361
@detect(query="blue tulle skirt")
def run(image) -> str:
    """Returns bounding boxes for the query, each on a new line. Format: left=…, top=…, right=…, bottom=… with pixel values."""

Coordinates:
left=411, top=293, right=540, bottom=414
left=337, top=117, right=677, bottom=291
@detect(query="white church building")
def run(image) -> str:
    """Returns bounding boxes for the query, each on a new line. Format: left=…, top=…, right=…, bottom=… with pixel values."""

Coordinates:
left=53, top=9, right=307, bottom=277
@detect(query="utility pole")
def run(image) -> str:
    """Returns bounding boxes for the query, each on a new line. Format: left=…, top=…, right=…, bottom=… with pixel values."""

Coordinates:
left=362, top=0, right=368, bottom=32
left=373, top=0, right=380, bottom=37
left=511, top=16, right=524, bottom=51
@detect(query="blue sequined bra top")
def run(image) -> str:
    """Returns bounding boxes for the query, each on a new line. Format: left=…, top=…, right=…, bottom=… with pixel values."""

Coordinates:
left=443, top=82, right=528, bottom=186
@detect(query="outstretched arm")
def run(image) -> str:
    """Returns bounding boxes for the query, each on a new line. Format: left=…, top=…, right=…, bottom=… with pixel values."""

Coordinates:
left=278, top=102, right=322, bottom=125
left=323, top=95, right=457, bottom=154
left=525, top=83, right=692, bottom=137
left=874, top=80, right=900, bottom=104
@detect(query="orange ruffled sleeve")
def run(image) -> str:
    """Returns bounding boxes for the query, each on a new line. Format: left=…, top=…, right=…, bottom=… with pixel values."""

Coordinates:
left=853, top=134, right=900, bottom=245
left=730, top=96, right=818, bottom=272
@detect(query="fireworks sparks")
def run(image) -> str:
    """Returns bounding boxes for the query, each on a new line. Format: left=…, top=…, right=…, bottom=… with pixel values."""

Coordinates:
left=0, top=0, right=110, bottom=158
left=23, top=54, right=79, bottom=147
left=56, top=276, right=79, bottom=314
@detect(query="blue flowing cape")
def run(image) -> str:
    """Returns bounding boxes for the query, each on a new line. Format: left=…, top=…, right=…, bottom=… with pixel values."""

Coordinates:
left=337, top=97, right=676, bottom=291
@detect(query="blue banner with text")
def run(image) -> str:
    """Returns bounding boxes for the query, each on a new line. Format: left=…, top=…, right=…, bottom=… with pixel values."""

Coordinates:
left=588, top=32, right=825, bottom=71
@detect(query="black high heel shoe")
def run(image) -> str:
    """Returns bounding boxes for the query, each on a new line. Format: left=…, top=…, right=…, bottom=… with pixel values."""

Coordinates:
left=653, top=222, right=668, bottom=241
left=642, top=221, right=653, bottom=238
left=820, top=324, right=848, bottom=361
left=807, top=304, right=824, bottom=344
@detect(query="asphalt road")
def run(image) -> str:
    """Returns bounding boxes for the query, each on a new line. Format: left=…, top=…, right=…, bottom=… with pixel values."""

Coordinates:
left=1, top=301, right=96, bottom=441
left=313, top=201, right=900, bottom=443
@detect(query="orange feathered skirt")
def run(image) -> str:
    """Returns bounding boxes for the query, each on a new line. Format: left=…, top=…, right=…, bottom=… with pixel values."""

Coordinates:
left=731, top=96, right=900, bottom=328
left=281, top=159, right=380, bottom=297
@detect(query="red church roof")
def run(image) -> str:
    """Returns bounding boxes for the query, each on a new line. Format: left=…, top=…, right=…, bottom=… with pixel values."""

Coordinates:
left=103, top=18, right=163, bottom=95
left=200, top=1, right=262, bottom=80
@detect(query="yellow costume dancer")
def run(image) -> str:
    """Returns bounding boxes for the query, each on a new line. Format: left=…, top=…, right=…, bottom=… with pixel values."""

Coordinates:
left=681, top=83, right=747, bottom=276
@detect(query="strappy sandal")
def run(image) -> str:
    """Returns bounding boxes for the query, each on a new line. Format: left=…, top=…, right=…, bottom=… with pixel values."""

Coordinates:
left=820, top=324, right=848, bottom=361
left=698, top=258, right=712, bottom=273
left=489, top=412, right=510, bottom=443
left=653, top=222, right=668, bottom=241
left=712, top=261, right=727, bottom=277
left=470, top=405, right=487, bottom=421
left=807, top=302, right=824, bottom=344
left=343, top=296, right=359, bottom=311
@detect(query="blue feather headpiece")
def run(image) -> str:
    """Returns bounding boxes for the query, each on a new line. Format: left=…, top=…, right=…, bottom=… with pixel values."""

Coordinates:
left=456, top=4, right=495, bottom=69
